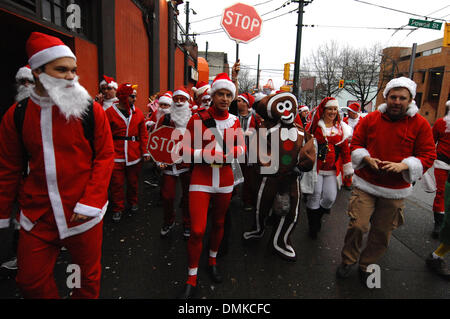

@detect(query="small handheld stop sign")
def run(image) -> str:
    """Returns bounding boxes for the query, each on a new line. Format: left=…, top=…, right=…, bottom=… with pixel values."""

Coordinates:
left=147, top=126, right=184, bottom=165
left=221, top=3, right=263, bottom=43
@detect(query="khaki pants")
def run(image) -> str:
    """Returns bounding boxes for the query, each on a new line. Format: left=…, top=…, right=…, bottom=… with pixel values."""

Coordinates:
left=340, top=187, right=405, bottom=271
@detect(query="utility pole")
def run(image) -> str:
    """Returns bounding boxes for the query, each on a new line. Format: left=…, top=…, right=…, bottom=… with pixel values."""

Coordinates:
left=292, top=0, right=312, bottom=99
left=408, top=43, right=417, bottom=79
left=184, top=1, right=190, bottom=85
left=256, top=54, right=260, bottom=92
left=205, top=41, right=208, bottom=61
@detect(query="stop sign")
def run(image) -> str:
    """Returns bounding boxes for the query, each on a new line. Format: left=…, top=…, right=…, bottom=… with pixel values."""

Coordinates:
left=147, top=126, right=184, bottom=165
left=221, top=3, right=262, bottom=43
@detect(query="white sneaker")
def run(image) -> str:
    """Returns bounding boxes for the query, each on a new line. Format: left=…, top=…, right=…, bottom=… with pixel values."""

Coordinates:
left=1, top=257, right=18, bottom=270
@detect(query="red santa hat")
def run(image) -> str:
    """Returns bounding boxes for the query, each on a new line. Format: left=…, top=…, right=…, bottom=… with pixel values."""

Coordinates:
left=210, top=73, right=236, bottom=100
left=342, top=102, right=361, bottom=114
left=238, top=92, right=255, bottom=109
left=158, top=91, right=173, bottom=105
left=306, top=97, right=340, bottom=134
left=116, top=83, right=134, bottom=109
left=383, top=76, right=417, bottom=99
left=173, top=87, right=191, bottom=100
left=192, top=81, right=211, bottom=98
left=15, top=65, right=33, bottom=82
left=99, top=75, right=118, bottom=90
left=26, top=32, right=76, bottom=70
left=298, top=105, right=309, bottom=113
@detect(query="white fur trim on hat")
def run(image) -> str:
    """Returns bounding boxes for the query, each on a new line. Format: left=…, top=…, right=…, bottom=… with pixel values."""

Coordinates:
left=210, top=79, right=236, bottom=100
left=383, top=77, right=416, bottom=99
left=238, top=94, right=249, bottom=106
left=192, top=85, right=210, bottom=97
left=15, top=66, right=33, bottom=82
left=341, top=106, right=358, bottom=114
left=299, top=106, right=309, bottom=112
left=29, top=45, right=76, bottom=70
left=158, top=96, right=172, bottom=105
left=173, top=90, right=190, bottom=99
left=324, top=99, right=339, bottom=108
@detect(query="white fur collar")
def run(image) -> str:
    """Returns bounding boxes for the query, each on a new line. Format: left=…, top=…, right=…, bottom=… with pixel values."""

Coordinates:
left=317, top=119, right=351, bottom=145
left=377, top=101, right=418, bottom=117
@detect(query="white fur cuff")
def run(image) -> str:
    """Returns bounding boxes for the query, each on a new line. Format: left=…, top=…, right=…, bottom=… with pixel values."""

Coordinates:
left=351, top=148, right=370, bottom=170
left=74, top=202, right=101, bottom=217
left=0, top=218, right=10, bottom=229
left=343, top=162, right=354, bottom=177
left=401, top=156, right=423, bottom=184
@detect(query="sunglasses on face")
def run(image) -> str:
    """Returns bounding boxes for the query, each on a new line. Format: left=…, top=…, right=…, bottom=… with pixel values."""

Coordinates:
left=18, top=79, right=34, bottom=85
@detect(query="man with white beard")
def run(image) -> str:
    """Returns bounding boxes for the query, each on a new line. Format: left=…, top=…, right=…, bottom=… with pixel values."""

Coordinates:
left=0, top=32, right=115, bottom=298
left=15, top=65, right=35, bottom=102
left=0, top=65, right=35, bottom=272
left=145, top=91, right=172, bottom=132
left=155, top=87, right=192, bottom=238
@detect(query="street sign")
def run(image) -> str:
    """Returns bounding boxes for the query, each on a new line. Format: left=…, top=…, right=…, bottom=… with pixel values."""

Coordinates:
left=221, top=3, right=262, bottom=44
left=408, top=18, right=442, bottom=30
left=147, top=126, right=183, bottom=165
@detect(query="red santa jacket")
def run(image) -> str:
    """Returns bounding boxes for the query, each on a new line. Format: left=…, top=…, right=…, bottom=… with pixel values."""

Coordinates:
left=182, top=106, right=245, bottom=193
left=351, top=103, right=436, bottom=199
left=432, top=116, right=450, bottom=170
left=0, top=92, right=114, bottom=239
left=312, top=119, right=353, bottom=182
left=106, top=104, right=149, bottom=166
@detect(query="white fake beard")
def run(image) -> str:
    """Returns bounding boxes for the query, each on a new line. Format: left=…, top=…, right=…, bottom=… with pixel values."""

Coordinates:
left=39, top=73, right=92, bottom=120
left=170, top=102, right=191, bottom=128
left=15, top=84, right=34, bottom=102
left=156, top=107, right=171, bottom=122
left=201, top=101, right=210, bottom=109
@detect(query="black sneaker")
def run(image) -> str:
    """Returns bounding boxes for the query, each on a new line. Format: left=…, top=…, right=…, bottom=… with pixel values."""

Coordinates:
left=426, top=253, right=450, bottom=280
left=336, top=263, right=355, bottom=278
left=160, top=222, right=175, bottom=237
left=130, top=205, right=139, bottom=213
left=359, top=268, right=372, bottom=287
left=183, top=228, right=190, bottom=240
left=112, top=211, right=122, bottom=222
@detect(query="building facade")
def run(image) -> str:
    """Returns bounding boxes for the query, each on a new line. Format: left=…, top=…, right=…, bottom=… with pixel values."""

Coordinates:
left=0, top=0, right=199, bottom=114
left=377, top=38, right=450, bottom=125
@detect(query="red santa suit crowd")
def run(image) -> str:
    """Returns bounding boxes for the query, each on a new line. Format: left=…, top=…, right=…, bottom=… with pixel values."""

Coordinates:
left=105, top=83, right=150, bottom=222
left=341, top=102, right=362, bottom=189
left=0, top=32, right=115, bottom=298
left=431, top=100, right=450, bottom=237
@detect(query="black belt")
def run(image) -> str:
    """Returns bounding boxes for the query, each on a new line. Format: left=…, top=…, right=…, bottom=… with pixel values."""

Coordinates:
left=113, top=136, right=140, bottom=141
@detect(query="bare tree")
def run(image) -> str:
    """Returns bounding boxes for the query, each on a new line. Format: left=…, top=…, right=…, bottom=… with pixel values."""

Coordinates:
left=304, top=41, right=345, bottom=100
left=340, top=44, right=383, bottom=112
left=237, top=66, right=257, bottom=94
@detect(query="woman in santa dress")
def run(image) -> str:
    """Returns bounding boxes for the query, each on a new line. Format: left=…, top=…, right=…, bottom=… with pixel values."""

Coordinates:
left=305, top=97, right=353, bottom=239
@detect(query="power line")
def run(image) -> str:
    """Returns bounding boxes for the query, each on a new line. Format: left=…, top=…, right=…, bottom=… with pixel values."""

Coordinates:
left=190, top=0, right=276, bottom=24
left=353, top=0, right=448, bottom=22
left=304, top=24, right=418, bottom=31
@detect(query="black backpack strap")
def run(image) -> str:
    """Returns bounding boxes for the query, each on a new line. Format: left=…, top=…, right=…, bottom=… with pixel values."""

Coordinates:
left=197, top=109, right=228, bottom=154
left=13, top=98, right=30, bottom=176
left=162, top=113, right=171, bottom=126
left=81, top=101, right=95, bottom=154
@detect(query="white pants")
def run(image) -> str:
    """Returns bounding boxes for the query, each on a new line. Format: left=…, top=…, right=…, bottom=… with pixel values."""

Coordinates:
left=306, top=173, right=337, bottom=210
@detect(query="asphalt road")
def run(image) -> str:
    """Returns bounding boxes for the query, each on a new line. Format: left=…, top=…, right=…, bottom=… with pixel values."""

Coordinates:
left=0, top=163, right=448, bottom=300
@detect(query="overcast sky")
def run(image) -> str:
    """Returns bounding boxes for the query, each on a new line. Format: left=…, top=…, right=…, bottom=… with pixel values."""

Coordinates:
left=178, top=0, right=449, bottom=89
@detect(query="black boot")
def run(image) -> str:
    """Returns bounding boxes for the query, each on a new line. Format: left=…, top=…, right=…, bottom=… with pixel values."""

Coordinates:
left=178, top=284, right=197, bottom=299
left=306, top=208, right=320, bottom=239
left=432, top=212, right=444, bottom=239
left=208, top=265, right=223, bottom=283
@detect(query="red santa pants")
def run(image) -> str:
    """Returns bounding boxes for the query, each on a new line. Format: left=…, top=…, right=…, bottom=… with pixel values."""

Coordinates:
left=16, top=217, right=103, bottom=299
left=433, top=168, right=448, bottom=213
left=187, top=191, right=232, bottom=269
left=110, top=161, right=142, bottom=213
left=161, top=172, right=191, bottom=228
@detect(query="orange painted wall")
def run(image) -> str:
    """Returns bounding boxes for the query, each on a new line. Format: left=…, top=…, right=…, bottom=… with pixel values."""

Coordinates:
left=159, top=0, right=169, bottom=93
left=174, top=47, right=185, bottom=89
left=74, top=37, right=98, bottom=98
left=115, top=0, right=150, bottom=114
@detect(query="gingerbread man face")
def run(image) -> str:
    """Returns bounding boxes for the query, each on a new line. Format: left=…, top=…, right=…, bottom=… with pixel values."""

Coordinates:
left=267, top=92, right=298, bottom=125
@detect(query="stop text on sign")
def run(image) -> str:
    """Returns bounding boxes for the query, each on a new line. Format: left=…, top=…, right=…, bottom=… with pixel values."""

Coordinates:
left=223, top=11, right=261, bottom=32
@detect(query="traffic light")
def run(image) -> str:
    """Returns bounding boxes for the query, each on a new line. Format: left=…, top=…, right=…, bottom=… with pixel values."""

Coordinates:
left=338, top=79, right=345, bottom=89
left=284, top=63, right=293, bottom=81
left=444, top=23, right=450, bottom=47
